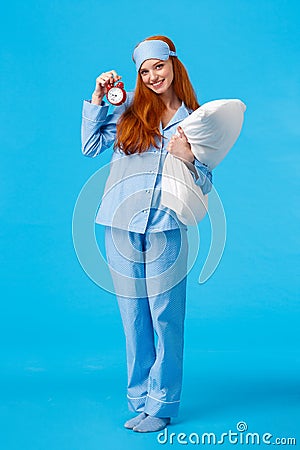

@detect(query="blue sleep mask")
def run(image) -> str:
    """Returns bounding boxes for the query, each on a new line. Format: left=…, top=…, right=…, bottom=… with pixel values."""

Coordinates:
left=133, top=40, right=177, bottom=71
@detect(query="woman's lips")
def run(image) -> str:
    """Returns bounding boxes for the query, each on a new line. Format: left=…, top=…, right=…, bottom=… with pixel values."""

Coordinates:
left=151, top=79, right=164, bottom=89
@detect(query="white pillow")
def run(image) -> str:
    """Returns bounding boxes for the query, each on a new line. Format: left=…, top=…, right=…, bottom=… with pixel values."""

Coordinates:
left=161, top=99, right=246, bottom=225
left=178, top=99, right=246, bottom=169
left=162, top=154, right=208, bottom=225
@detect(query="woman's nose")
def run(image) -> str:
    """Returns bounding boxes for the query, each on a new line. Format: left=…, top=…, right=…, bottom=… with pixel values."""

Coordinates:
left=149, top=71, right=158, bottom=82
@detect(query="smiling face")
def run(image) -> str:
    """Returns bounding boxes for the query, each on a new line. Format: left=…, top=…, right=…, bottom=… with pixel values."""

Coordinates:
left=139, top=58, right=174, bottom=95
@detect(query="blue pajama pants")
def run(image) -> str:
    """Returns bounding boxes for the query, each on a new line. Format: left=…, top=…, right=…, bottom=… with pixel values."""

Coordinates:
left=104, top=226, right=188, bottom=418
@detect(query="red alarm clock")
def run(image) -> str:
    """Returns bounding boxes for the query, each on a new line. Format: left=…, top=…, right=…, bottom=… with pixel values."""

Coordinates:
left=106, top=81, right=127, bottom=106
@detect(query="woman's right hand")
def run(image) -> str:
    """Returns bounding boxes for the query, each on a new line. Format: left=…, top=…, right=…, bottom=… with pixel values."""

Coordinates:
left=91, top=70, right=122, bottom=105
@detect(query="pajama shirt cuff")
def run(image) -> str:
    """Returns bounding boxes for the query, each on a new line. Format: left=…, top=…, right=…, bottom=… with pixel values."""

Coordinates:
left=82, top=99, right=109, bottom=122
left=191, top=159, right=213, bottom=195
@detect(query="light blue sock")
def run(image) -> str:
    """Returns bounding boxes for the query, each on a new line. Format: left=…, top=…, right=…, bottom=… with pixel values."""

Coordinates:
left=133, top=415, right=170, bottom=433
left=124, top=412, right=148, bottom=429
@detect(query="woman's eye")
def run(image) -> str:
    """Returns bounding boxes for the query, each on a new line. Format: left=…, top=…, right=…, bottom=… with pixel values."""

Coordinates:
left=140, top=71, right=148, bottom=76
left=156, top=64, right=163, bottom=69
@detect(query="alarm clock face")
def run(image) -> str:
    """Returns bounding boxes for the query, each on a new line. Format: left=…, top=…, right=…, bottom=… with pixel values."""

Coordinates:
left=107, top=87, right=124, bottom=105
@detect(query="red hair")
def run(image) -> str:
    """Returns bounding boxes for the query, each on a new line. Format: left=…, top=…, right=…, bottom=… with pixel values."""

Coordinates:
left=115, top=35, right=200, bottom=155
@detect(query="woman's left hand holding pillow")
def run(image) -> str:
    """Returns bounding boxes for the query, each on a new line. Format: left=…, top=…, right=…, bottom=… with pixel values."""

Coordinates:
left=166, top=126, right=195, bottom=163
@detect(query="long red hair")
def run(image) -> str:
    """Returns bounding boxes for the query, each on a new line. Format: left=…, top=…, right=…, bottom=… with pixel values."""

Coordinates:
left=115, top=35, right=200, bottom=155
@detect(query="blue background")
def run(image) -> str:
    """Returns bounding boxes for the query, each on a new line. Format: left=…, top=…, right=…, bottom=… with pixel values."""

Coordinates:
left=1, top=0, right=299, bottom=448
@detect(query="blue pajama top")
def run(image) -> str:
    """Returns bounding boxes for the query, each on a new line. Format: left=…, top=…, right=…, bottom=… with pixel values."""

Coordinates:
left=81, top=92, right=212, bottom=233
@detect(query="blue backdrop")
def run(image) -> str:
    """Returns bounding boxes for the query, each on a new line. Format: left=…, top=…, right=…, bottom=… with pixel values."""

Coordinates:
left=1, top=1, right=299, bottom=449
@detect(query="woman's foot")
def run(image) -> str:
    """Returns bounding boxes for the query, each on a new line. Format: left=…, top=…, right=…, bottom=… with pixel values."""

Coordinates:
left=133, top=415, right=170, bottom=433
left=124, top=412, right=148, bottom=429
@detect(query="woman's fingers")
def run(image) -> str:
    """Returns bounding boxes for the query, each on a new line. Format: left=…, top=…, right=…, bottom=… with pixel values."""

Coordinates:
left=167, top=130, right=187, bottom=152
left=177, top=126, right=188, bottom=142
left=167, top=135, right=178, bottom=152
left=167, top=129, right=194, bottom=162
left=169, top=135, right=179, bottom=144
left=95, top=71, right=122, bottom=92
left=96, top=75, right=111, bottom=88
left=108, top=70, right=121, bottom=83
left=97, top=70, right=121, bottom=86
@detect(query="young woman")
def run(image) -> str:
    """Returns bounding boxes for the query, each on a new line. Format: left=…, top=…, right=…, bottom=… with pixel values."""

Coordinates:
left=81, top=35, right=212, bottom=433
